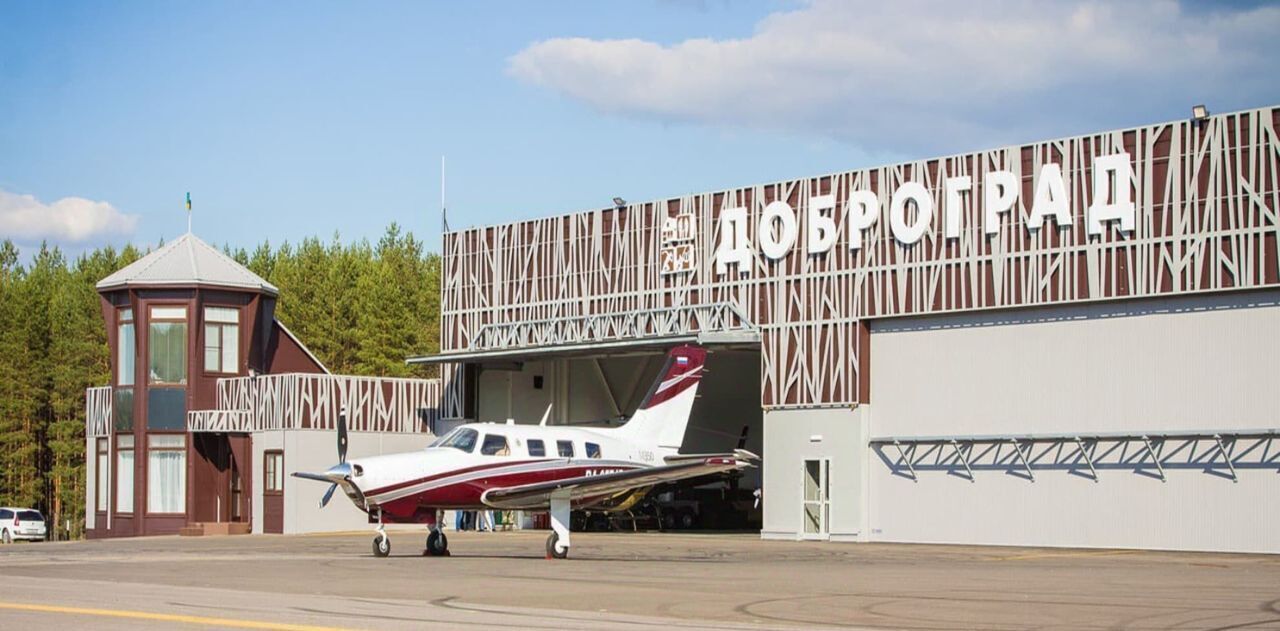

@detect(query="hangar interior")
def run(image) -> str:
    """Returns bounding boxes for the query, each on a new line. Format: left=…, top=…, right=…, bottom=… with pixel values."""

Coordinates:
left=451, top=345, right=764, bottom=520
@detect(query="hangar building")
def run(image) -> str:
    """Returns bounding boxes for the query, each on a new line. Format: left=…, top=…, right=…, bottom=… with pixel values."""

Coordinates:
left=414, top=105, right=1280, bottom=554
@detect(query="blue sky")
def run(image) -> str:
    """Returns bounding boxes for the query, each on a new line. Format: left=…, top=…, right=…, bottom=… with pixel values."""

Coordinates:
left=2, top=0, right=1278, bottom=257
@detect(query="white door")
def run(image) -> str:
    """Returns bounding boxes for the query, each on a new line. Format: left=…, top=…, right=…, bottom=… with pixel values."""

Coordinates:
left=801, top=459, right=829, bottom=540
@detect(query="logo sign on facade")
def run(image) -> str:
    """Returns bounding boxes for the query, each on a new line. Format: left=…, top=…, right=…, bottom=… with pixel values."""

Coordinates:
left=713, top=153, right=1137, bottom=276
left=660, top=212, right=697, bottom=275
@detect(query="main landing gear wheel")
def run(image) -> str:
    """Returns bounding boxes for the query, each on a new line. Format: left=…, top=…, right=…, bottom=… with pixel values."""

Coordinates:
left=545, top=532, right=568, bottom=560
left=425, top=530, right=449, bottom=556
left=372, top=534, right=390, bottom=557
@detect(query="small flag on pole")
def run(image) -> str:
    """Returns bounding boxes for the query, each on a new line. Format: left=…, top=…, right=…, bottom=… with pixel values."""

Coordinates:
left=186, top=192, right=192, bottom=211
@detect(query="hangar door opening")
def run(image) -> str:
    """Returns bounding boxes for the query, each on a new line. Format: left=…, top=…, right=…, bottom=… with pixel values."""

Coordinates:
left=471, top=345, right=763, bottom=531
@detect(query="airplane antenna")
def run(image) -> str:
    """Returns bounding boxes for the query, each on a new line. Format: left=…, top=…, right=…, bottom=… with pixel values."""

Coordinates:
left=538, top=402, right=552, bottom=427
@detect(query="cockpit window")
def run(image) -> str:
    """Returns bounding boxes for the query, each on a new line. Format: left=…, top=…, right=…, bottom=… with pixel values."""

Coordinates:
left=432, top=428, right=478, bottom=453
left=480, top=434, right=510, bottom=456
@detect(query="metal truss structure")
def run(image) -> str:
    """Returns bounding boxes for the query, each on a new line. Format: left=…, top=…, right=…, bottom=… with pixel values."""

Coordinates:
left=871, top=429, right=1280, bottom=483
left=85, top=385, right=112, bottom=438
left=186, top=373, right=442, bottom=434
left=439, top=107, right=1279, bottom=414
left=471, top=302, right=754, bottom=351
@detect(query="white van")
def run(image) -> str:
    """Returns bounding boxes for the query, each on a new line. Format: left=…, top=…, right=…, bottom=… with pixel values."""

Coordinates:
left=0, top=507, right=47, bottom=543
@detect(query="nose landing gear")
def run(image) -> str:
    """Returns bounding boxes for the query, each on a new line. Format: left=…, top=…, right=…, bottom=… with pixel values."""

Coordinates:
left=372, top=515, right=390, bottom=558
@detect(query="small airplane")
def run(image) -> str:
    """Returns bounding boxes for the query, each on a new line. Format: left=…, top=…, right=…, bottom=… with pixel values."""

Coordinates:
left=294, top=345, right=758, bottom=559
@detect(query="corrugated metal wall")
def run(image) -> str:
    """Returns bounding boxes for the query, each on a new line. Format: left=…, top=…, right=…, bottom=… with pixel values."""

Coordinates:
left=866, top=290, right=1280, bottom=553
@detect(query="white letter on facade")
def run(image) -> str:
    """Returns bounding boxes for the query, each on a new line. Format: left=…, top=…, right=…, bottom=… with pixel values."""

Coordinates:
left=714, top=206, right=752, bottom=276
left=807, top=194, right=837, bottom=254
left=758, top=201, right=798, bottom=260
left=984, top=170, right=1018, bottom=235
left=1087, top=152, right=1135, bottom=235
left=1028, top=163, right=1070, bottom=230
left=943, top=176, right=971, bottom=239
left=845, top=190, right=878, bottom=251
left=889, top=182, right=933, bottom=245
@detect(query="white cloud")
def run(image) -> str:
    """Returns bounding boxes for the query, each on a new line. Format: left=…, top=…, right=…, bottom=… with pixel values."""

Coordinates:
left=509, top=1, right=1280, bottom=152
left=0, top=188, right=139, bottom=245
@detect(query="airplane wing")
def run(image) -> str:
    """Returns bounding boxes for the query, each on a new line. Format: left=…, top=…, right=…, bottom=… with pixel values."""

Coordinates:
left=480, top=452, right=758, bottom=511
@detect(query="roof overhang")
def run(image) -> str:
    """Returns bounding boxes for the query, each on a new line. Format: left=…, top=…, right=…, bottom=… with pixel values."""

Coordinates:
left=406, top=330, right=760, bottom=366
left=95, top=280, right=279, bottom=297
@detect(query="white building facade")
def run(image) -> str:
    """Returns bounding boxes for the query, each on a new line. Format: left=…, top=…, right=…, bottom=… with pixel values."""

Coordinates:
left=419, top=106, right=1280, bottom=553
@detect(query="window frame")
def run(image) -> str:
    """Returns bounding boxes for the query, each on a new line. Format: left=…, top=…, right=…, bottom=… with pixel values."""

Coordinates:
left=147, top=304, right=189, bottom=387
left=264, top=450, right=284, bottom=495
left=585, top=442, right=603, bottom=459
left=116, top=434, right=135, bottom=515
left=556, top=440, right=575, bottom=458
left=95, top=437, right=109, bottom=512
left=527, top=439, right=546, bottom=457
left=480, top=434, right=510, bottom=456
left=145, top=433, right=187, bottom=515
left=202, top=305, right=241, bottom=376
left=116, top=308, right=135, bottom=387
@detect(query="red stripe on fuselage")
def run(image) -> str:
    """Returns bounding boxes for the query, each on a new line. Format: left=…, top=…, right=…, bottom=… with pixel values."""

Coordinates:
left=362, top=459, right=542, bottom=497
left=373, top=462, right=643, bottom=517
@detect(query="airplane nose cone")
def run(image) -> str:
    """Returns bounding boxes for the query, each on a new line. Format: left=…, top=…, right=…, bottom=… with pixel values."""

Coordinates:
left=325, top=462, right=352, bottom=481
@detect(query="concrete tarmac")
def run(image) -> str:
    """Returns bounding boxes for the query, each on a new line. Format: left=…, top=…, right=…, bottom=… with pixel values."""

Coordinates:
left=0, top=530, right=1277, bottom=630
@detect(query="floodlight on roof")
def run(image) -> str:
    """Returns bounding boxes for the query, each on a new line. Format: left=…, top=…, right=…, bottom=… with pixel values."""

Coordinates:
left=612, top=197, right=626, bottom=208
left=1191, top=104, right=1209, bottom=122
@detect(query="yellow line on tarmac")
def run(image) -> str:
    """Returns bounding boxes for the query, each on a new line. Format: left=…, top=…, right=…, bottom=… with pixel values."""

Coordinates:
left=994, top=549, right=1140, bottom=562
left=0, top=601, right=357, bottom=631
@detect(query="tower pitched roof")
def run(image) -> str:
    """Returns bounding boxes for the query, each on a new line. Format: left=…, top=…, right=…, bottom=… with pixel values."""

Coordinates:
left=96, top=233, right=278, bottom=295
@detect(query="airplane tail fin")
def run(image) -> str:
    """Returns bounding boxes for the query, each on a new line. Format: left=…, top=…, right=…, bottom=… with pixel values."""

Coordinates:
left=614, top=345, right=707, bottom=450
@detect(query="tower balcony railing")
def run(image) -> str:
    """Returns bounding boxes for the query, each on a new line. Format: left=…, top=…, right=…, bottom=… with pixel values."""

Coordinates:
left=186, top=373, right=442, bottom=435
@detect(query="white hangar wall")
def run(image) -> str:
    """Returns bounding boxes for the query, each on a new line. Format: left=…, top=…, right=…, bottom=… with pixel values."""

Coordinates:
left=251, top=431, right=435, bottom=535
left=865, top=290, right=1280, bottom=553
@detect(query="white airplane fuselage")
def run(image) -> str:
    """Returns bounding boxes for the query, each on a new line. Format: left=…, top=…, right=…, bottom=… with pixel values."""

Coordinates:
left=348, top=422, right=672, bottom=521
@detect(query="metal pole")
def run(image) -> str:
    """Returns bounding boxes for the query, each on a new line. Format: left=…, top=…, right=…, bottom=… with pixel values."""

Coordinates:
left=1074, top=437, right=1099, bottom=482
left=1212, top=434, right=1238, bottom=483
left=950, top=440, right=975, bottom=482
left=893, top=440, right=917, bottom=482
left=1140, top=436, right=1166, bottom=482
left=1009, top=439, right=1035, bottom=482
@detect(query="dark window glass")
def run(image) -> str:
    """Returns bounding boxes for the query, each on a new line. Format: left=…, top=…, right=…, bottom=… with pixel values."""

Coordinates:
left=527, top=439, right=546, bottom=457
left=586, top=442, right=602, bottom=459
left=0, top=510, right=11, bottom=519
left=147, top=388, right=187, bottom=430
left=480, top=434, right=510, bottom=456
left=18, top=510, right=42, bottom=521
left=436, top=428, right=478, bottom=453
left=556, top=440, right=574, bottom=458
left=113, top=387, right=134, bottom=432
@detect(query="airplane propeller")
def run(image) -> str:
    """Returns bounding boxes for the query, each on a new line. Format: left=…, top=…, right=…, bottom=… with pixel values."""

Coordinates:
left=317, top=411, right=349, bottom=509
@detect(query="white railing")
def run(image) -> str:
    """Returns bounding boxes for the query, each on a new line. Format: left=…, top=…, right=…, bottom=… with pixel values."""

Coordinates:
left=204, top=373, right=441, bottom=434
left=86, top=386, right=112, bottom=437
left=187, top=409, right=253, bottom=433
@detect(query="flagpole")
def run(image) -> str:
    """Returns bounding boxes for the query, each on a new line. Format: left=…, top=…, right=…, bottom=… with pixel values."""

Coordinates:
left=441, top=156, right=448, bottom=234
